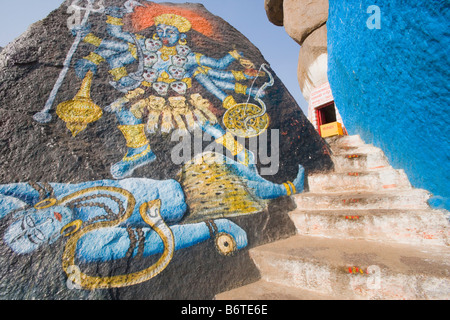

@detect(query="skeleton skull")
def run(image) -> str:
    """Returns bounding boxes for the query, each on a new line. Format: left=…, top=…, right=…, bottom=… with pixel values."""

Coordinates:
left=143, top=68, right=158, bottom=83
left=170, top=81, right=188, bottom=95
left=168, top=65, right=186, bottom=80
left=153, top=82, right=169, bottom=96
left=176, top=44, right=191, bottom=56
left=171, top=55, right=188, bottom=68
left=145, top=39, right=163, bottom=52
left=144, top=52, right=158, bottom=67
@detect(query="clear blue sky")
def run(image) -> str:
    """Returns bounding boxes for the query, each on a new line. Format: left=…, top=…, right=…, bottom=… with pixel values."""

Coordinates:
left=0, top=0, right=308, bottom=112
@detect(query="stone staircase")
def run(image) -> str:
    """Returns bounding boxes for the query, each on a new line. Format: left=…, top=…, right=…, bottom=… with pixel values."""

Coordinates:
left=216, top=135, right=450, bottom=300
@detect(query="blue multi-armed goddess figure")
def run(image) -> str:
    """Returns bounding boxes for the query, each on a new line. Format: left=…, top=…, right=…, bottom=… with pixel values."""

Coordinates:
left=52, top=1, right=272, bottom=180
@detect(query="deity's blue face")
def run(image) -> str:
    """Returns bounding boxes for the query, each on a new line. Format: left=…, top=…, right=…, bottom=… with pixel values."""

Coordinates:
left=156, top=24, right=182, bottom=47
left=3, top=205, right=73, bottom=254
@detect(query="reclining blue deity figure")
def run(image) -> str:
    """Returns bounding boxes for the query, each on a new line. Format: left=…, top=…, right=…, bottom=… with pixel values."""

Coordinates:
left=70, top=3, right=268, bottom=179
left=0, top=153, right=304, bottom=289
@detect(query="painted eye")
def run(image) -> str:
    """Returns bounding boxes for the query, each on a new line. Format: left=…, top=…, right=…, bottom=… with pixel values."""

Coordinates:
left=24, top=215, right=35, bottom=228
left=32, top=229, right=45, bottom=241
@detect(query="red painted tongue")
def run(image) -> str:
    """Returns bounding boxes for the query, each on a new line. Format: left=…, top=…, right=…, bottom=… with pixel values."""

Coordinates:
left=54, top=212, right=62, bottom=222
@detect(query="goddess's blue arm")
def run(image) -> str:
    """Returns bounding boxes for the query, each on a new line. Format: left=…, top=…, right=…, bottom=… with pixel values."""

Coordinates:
left=104, top=6, right=136, bottom=43
left=207, top=69, right=244, bottom=82
left=194, top=73, right=228, bottom=102
left=186, top=50, right=242, bottom=71
left=74, top=7, right=138, bottom=79
left=196, top=52, right=238, bottom=70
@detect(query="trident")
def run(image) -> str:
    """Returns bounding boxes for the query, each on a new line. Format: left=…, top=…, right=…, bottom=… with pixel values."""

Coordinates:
left=33, top=0, right=105, bottom=123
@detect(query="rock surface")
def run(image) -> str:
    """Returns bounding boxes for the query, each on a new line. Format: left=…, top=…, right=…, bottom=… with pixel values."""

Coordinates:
left=264, top=0, right=284, bottom=26
left=282, top=0, right=328, bottom=46
left=265, top=0, right=329, bottom=103
left=297, top=24, right=328, bottom=102
left=0, top=0, right=332, bottom=299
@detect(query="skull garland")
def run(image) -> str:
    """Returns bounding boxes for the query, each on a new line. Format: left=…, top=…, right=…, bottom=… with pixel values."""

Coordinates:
left=143, top=37, right=191, bottom=97
left=170, top=81, right=188, bottom=95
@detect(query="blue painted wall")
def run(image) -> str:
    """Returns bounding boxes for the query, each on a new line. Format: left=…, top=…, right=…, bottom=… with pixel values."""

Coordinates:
left=327, top=0, right=450, bottom=210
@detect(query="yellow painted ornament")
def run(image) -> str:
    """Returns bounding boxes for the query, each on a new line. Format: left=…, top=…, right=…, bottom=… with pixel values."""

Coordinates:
left=56, top=71, right=103, bottom=137
left=223, top=103, right=270, bottom=138
left=222, top=64, right=274, bottom=138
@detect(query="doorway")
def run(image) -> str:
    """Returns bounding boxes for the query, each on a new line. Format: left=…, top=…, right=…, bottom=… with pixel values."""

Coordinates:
left=316, top=102, right=337, bottom=135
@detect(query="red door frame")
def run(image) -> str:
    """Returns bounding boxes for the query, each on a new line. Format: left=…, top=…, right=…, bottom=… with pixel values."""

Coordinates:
left=315, top=108, right=323, bottom=136
left=315, top=101, right=335, bottom=136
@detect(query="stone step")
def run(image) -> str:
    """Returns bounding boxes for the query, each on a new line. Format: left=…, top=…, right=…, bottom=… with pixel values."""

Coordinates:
left=331, top=148, right=391, bottom=172
left=215, top=280, right=342, bottom=300
left=331, top=144, right=380, bottom=154
left=289, top=209, right=449, bottom=246
left=249, top=235, right=450, bottom=300
left=307, top=168, right=412, bottom=193
left=325, top=135, right=366, bottom=150
left=294, top=189, right=432, bottom=211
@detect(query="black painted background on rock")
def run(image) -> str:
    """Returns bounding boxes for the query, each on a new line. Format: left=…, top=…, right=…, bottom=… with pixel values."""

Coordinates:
left=0, top=1, right=333, bottom=299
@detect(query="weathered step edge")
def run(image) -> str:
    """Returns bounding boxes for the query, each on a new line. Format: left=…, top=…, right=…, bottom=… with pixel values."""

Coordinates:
left=289, top=209, right=450, bottom=246
left=215, top=279, right=344, bottom=300
left=331, top=149, right=391, bottom=172
left=249, top=235, right=450, bottom=300
left=307, top=168, right=412, bottom=193
left=294, top=189, right=432, bottom=211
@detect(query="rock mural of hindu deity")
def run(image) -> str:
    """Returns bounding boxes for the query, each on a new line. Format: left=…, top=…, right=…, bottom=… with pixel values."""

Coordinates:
left=0, top=0, right=332, bottom=299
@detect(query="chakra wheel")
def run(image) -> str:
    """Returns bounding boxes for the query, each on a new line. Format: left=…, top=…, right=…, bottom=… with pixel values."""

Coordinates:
left=215, top=232, right=237, bottom=256
left=223, top=103, right=270, bottom=138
